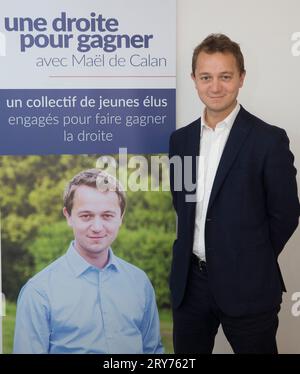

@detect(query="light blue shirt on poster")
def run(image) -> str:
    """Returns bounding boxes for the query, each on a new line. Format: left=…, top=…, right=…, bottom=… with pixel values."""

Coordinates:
left=13, top=242, right=164, bottom=354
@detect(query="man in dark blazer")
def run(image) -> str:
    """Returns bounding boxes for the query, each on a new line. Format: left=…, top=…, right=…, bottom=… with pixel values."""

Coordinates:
left=169, top=34, right=299, bottom=354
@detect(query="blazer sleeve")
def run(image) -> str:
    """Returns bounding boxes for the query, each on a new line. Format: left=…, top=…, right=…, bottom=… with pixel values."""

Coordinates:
left=264, top=128, right=300, bottom=256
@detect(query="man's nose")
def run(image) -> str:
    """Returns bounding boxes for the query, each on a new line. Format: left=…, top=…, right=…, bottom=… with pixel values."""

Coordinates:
left=210, top=78, right=222, bottom=92
left=91, top=217, right=104, bottom=231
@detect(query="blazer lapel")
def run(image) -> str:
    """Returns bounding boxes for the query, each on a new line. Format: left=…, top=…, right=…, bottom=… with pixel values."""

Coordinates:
left=208, top=107, right=253, bottom=210
left=186, top=118, right=201, bottom=189
left=186, top=118, right=201, bottom=156
left=183, top=119, right=201, bottom=231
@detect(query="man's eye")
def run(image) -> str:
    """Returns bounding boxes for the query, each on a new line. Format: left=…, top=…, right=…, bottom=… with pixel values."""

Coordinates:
left=200, top=76, right=210, bottom=81
left=81, top=214, right=91, bottom=220
left=221, top=75, right=231, bottom=80
left=103, top=214, right=114, bottom=220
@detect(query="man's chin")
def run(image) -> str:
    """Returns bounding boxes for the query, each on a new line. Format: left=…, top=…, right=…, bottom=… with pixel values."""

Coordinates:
left=206, top=99, right=237, bottom=112
left=207, top=102, right=227, bottom=110
left=89, top=244, right=107, bottom=251
left=84, top=242, right=109, bottom=253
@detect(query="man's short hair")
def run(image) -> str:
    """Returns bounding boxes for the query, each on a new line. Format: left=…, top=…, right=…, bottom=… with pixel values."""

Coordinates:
left=192, top=33, right=245, bottom=76
left=63, top=169, right=126, bottom=216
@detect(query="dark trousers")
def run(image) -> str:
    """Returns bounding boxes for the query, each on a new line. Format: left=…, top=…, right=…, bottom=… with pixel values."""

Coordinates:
left=172, top=257, right=280, bottom=354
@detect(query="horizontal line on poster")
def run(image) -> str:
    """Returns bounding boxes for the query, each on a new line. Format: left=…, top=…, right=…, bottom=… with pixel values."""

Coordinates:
left=49, top=75, right=176, bottom=78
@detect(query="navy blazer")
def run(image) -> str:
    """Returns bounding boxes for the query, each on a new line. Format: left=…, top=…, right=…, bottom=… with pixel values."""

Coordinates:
left=169, top=106, right=300, bottom=316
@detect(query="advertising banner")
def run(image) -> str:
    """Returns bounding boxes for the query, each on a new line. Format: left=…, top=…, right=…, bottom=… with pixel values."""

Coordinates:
left=0, top=0, right=176, bottom=155
left=0, top=0, right=176, bottom=354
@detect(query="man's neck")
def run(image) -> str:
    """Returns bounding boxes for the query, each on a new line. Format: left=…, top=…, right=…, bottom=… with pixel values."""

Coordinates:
left=87, top=253, right=109, bottom=269
left=75, top=244, right=109, bottom=269
left=204, top=102, right=237, bottom=129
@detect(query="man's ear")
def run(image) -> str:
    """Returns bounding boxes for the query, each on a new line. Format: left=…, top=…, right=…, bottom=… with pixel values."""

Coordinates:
left=63, top=207, right=72, bottom=227
left=191, top=72, right=196, bottom=85
left=239, top=70, right=246, bottom=88
left=191, top=72, right=199, bottom=90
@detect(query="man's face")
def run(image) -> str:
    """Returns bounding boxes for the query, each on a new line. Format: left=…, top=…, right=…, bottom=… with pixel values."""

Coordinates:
left=63, top=185, right=122, bottom=260
left=192, top=51, right=245, bottom=120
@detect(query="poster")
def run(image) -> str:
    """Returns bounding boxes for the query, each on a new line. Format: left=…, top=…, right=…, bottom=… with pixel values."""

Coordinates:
left=0, top=0, right=176, bottom=354
left=0, top=0, right=175, bottom=155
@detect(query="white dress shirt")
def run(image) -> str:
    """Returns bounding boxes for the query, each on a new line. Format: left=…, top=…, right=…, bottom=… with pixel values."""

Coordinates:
left=193, top=104, right=240, bottom=261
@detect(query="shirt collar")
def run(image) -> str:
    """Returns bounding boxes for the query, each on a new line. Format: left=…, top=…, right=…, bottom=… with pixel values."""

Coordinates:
left=200, top=102, right=240, bottom=136
left=66, top=242, right=119, bottom=277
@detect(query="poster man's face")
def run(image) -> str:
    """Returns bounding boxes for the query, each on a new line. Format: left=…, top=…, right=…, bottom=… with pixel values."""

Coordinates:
left=63, top=185, right=122, bottom=261
left=192, top=51, right=245, bottom=121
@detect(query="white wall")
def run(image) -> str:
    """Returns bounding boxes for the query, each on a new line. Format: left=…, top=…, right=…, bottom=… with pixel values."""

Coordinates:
left=177, top=0, right=300, bottom=353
